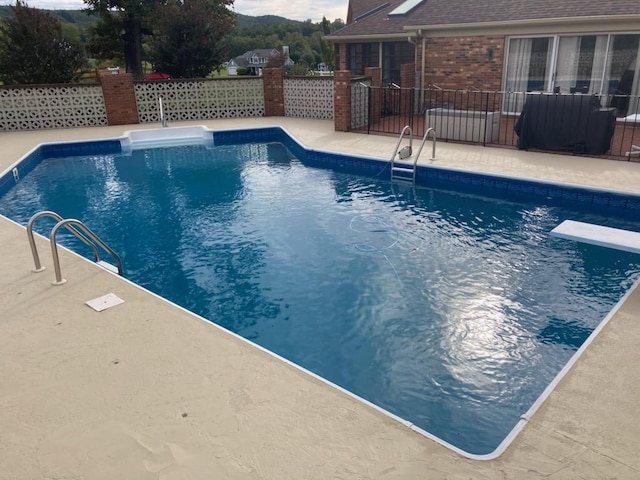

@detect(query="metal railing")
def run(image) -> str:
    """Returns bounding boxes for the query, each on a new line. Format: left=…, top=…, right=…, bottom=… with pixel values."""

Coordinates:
left=389, top=125, right=437, bottom=184
left=158, top=96, right=167, bottom=127
left=352, top=85, right=640, bottom=159
left=26, top=211, right=123, bottom=285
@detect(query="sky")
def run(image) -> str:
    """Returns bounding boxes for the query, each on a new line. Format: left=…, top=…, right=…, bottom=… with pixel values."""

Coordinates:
left=0, top=0, right=347, bottom=22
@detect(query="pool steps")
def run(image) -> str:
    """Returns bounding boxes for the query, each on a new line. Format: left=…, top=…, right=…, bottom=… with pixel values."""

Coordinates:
left=27, top=211, right=123, bottom=285
left=120, top=125, right=214, bottom=151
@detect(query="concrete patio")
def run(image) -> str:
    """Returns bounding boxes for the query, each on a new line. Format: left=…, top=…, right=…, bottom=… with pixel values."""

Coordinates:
left=1, top=118, right=640, bottom=479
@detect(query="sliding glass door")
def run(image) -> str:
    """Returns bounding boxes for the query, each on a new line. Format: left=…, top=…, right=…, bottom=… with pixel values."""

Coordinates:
left=504, top=33, right=640, bottom=115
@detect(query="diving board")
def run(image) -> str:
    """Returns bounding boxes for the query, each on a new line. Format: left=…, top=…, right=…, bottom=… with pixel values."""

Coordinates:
left=550, top=220, right=640, bottom=255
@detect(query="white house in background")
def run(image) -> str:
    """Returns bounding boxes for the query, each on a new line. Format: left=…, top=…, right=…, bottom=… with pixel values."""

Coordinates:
left=227, top=47, right=295, bottom=76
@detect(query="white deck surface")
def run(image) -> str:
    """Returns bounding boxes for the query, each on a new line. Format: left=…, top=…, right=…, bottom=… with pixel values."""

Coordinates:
left=2, top=118, right=640, bottom=479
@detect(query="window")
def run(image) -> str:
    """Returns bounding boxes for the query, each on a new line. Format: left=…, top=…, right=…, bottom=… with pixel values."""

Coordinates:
left=504, top=33, right=640, bottom=115
left=382, top=41, right=414, bottom=84
left=346, top=41, right=413, bottom=82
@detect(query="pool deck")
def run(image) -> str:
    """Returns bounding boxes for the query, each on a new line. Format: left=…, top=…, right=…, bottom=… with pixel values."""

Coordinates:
left=1, top=118, right=640, bottom=479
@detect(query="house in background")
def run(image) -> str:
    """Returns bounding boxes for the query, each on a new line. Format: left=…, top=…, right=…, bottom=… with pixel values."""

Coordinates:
left=327, top=0, right=640, bottom=115
left=227, top=48, right=295, bottom=76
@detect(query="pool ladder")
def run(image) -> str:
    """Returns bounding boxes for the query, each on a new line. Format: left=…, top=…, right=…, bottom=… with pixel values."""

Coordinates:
left=27, top=211, right=123, bottom=285
left=390, top=126, right=437, bottom=183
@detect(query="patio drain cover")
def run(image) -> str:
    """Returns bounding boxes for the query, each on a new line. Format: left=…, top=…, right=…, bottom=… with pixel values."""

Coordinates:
left=86, top=293, right=125, bottom=312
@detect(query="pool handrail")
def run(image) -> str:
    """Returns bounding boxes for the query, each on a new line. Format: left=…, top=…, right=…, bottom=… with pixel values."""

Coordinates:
left=415, top=127, right=437, bottom=163
left=27, top=211, right=100, bottom=272
left=49, top=218, right=123, bottom=285
left=390, top=126, right=437, bottom=183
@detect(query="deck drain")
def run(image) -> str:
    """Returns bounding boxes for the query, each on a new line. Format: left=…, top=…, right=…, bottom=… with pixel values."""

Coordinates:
left=85, top=293, right=125, bottom=312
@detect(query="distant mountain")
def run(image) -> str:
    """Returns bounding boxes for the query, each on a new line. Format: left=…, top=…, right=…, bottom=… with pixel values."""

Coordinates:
left=235, top=14, right=303, bottom=29
left=0, top=6, right=300, bottom=29
left=0, top=5, right=94, bottom=24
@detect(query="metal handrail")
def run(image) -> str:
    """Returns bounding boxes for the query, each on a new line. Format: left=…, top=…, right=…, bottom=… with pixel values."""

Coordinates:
left=50, top=218, right=123, bottom=285
left=27, top=211, right=100, bottom=272
left=159, top=96, right=167, bottom=127
left=415, top=127, right=437, bottom=163
left=390, top=125, right=413, bottom=168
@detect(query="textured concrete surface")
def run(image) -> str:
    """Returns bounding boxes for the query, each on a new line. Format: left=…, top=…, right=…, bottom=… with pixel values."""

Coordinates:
left=1, top=118, right=639, bottom=479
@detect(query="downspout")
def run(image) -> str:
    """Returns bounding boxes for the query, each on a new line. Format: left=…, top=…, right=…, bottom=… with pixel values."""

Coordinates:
left=407, top=37, right=424, bottom=110
left=421, top=34, right=426, bottom=109
left=408, top=29, right=426, bottom=107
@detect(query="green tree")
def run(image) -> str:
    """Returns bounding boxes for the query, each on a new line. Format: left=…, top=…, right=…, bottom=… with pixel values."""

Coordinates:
left=0, top=1, right=87, bottom=85
left=320, top=16, right=334, bottom=70
left=83, top=0, right=159, bottom=80
left=226, top=15, right=344, bottom=71
left=147, top=0, right=235, bottom=78
left=86, top=11, right=125, bottom=66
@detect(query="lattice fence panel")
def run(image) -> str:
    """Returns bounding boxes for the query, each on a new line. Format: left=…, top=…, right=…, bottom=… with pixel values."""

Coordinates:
left=135, top=78, right=265, bottom=123
left=351, top=80, right=370, bottom=130
left=284, top=77, right=334, bottom=119
left=0, top=85, right=107, bottom=131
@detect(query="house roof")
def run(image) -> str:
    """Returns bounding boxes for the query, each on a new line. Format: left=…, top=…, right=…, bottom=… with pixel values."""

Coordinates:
left=330, top=0, right=640, bottom=39
left=231, top=49, right=295, bottom=68
left=346, top=0, right=390, bottom=23
left=231, top=49, right=280, bottom=68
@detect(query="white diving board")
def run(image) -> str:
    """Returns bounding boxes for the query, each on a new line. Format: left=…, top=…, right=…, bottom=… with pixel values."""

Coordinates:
left=550, top=220, right=640, bottom=255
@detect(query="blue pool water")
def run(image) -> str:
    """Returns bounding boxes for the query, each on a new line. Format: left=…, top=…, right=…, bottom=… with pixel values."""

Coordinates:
left=2, top=133, right=640, bottom=456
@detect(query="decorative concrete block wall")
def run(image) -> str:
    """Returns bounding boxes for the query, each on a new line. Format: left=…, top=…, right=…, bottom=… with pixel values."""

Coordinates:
left=284, top=77, right=334, bottom=119
left=0, top=84, right=107, bottom=131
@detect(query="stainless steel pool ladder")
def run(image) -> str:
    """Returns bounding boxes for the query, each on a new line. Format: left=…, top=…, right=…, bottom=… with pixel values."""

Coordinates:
left=390, top=126, right=437, bottom=183
left=27, top=211, right=123, bottom=285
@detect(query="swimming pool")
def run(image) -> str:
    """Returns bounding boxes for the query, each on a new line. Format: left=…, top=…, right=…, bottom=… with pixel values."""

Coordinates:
left=1, top=126, right=639, bottom=457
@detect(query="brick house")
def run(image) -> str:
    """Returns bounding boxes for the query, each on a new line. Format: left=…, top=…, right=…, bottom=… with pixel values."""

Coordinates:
left=328, top=0, right=640, bottom=116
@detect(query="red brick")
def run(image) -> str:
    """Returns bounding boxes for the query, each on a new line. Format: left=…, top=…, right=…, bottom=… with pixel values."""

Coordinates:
left=99, top=70, right=139, bottom=126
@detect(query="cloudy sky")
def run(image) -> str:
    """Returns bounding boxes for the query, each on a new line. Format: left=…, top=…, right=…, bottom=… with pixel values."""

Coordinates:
left=0, top=0, right=347, bottom=21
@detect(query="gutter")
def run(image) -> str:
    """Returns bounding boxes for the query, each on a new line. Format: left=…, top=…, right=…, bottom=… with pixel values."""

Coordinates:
left=326, top=32, right=412, bottom=42
left=403, top=14, right=640, bottom=35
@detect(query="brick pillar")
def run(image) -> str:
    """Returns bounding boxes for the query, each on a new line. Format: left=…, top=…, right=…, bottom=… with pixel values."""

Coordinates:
left=365, top=67, right=382, bottom=125
left=99, top=69, right=139, bottom=126
left=263, top=68, right=285, bottom=117
left=400, top=63, right=416, bottom=115
left=337, top=43, right=348, bottom=71
left=334, top=70, right=351, bottom=132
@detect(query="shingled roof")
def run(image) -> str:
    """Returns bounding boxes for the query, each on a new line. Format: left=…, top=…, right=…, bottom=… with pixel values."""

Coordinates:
left=331, top=0, right=640, bottom=38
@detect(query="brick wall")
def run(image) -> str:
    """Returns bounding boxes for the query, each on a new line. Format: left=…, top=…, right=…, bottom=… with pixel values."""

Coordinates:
left=422, top=35, right=505, bottom=91
left=334, top=70, right=351, bottom=132
left=263, top=68, right=285, bottom=116
left=400, top=63, right=416, bottom=114
left=99, top=70, right=139, bottom=126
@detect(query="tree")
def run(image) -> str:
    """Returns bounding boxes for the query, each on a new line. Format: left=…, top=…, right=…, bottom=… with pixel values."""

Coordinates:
left=0, top=1, right=86, bottom=85
left=86, top=11, right=125, bottom=66
left=320, top=16, right=334, bottom=70
left=147, top=0, right=235, bottom=78
left=83, top=0, right=159, bottom=80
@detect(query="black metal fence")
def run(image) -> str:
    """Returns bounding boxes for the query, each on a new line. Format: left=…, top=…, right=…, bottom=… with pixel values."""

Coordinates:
left=350, top=84, right=640, bottom=159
